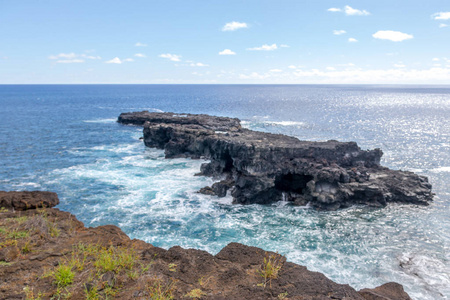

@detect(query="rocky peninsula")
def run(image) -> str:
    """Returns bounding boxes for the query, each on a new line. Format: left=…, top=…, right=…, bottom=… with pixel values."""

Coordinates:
left=0, top=191, right=412, bottom=299
left=118, top=111, right=433, bottom=210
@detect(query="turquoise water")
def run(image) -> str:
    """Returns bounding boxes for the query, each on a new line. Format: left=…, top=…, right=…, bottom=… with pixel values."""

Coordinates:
left=1, top=85, right=449, bottom=299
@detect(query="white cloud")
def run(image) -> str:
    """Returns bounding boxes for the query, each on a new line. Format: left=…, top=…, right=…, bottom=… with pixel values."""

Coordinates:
left=222, top=21, right=248, bottom=31
left=280, top=44, right=290, bottom=48
left=439, top=23, right=448, bottom=28
left=123, top=58, right=134, bottom=62
left=348, top=38, right=358, bottom=42
left=394, top=64, right=406, bottom=68
left=219, top=49, right=236, bottom=55
left=105, top=57, right=122, bottom=64
left=134, top=53, right=146, bottom=58
left=49, top=53, right=101, bottom=63
left=372, top=30, right=413, bottom=42
left=432, top=58, right=440, bottom=61
left=84, top=55, right=101, bottom=60
left=190, top=62, right=209, bottom=67
left=333, top=30, right=346, bottom=35
left=432, top=12, right=450, bottom=20
left=135, top=42, right=147, bottom=47
left=344, top=5, right=370, bottom=16
left=326, top=67, right=336, bottom=71
left=328, top=6, right=370, bottom=16
left=56, top=59, right=85, bottom=64
left=288, top=65, right=297, bottom=69
left=247, top=43, right=278, bottom=51
left=270, top=69, right=283, bottom=72
left=159, top=53, right=181, bottom=62
left=327, top=8, right=342, bottom=12
left=239, top=72, right=269, bottom=79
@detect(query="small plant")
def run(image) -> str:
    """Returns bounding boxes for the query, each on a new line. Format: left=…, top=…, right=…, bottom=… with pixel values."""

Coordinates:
left=53, top=263, right=75, bottom=287
left=168, top=263, right=177, bottom=272
left=0, top=207, right=8, bottom=213
left=8, top=230, right=29, bottom=239
left=14, top=216, right=29, bottom=224
left=185, top=288, right=206, bottom=299
left=94, top=245, right=138, bottom=273
left=148, top=278, right=176, bottom=300
left=278, top=292, right=288, bottom=299
left=22, top=241, right=33, bottom=253
left=85, top=285, right=99, bottom=300
left=0, top=261, right=12, bottom=267
left=197, top=276, right=211, bottom=287
left=23, top=286, right=43, bottom=300
left=258, top=253, right=283, bottom=288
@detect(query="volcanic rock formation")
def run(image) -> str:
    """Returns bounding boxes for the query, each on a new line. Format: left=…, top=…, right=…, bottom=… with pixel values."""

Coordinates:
left=118, top=111, right=433, bottom=210
left=0, top=191, right=411, bottom=299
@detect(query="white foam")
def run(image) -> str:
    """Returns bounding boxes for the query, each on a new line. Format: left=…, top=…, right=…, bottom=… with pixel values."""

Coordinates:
left=83, top=118, right=117, bottom=123
left=430, top=167, right=450, bottom=173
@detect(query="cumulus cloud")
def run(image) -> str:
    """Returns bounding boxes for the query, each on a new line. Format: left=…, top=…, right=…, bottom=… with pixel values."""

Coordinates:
left=439, top=23, right=448, bottom=28
left=432, top=58, right=440, bottom=61
left=280, top=44, right=290, bottom=48
left=432, top=12, right=450, bottom=20
left=135, top=42, right=147, bottom=47
left=348, top=38, right=358, bottom=42
left=239, top=72, right=269, bottom=79
left=394, top=64, right=406, bottom=68
left=372, top=30, right=413, bottom=42
left=344, top=5, right=370, bottom=16
left=327, top=8, right=342, bottom=12
left=123, top=58, right=134, bottom=62
left=105, top=57, right=122, bottom=64
left=270, top=69, right=283, bottom=72
left=326, top=67, right=336, bottom=71
left=219, top=49, right=236, bottom=55
left=247, top=44, right=278, bottom=51
left=56, top=59, right=85, bottom=63
left=159, top=53, right=181, bottom=62
left=134, top=53, right=146, bottom=58
left=48, top=52, right=101, bottom=63
left=222, top=21, right=248, bottom=31
left=333, top=30, right=346, bottom=35
left=328, top=6, right=370, bottom=16
left=190, top=62, right=209, bottom=67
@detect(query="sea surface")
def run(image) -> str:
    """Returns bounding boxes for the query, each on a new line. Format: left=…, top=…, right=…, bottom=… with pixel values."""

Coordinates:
left=1, top=84, right=449, bottom=299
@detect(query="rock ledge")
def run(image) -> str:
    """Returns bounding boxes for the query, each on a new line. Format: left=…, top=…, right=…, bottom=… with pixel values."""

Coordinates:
left=118, top=111, right=433, bottom=210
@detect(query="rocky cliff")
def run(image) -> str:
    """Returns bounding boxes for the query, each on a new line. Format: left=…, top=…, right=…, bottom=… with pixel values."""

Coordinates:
left=0, top=191, right=411, bottom=299
left=118, top=111, right=433, bottom=210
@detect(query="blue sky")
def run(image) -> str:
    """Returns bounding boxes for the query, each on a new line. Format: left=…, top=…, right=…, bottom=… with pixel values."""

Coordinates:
left=1, top=0, right=450, bottom=84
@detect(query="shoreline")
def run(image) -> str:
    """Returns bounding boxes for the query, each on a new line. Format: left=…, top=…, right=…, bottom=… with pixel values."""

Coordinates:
left=0, top=191, right=411, bottom=299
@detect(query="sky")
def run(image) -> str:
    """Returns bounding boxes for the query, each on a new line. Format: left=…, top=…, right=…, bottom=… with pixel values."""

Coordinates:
left=1, top=0, right=450, bottom=84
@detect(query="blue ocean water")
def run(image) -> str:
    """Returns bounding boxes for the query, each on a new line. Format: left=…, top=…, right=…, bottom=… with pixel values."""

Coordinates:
left=1, top=84, right=449, bottom=299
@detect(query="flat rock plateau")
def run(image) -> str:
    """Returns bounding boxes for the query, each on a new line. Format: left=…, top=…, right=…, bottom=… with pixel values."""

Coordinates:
left=0, top=191, right=412, bottom=299
left=118, top=111, right=433, bottom=210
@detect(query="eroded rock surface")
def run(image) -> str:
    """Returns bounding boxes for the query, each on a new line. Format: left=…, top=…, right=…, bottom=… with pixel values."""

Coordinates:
left=0, top=192, right=411, bottom=300
left=118, top=111, right=433, bottom=210
left=0, top=191, right=59, bottom=211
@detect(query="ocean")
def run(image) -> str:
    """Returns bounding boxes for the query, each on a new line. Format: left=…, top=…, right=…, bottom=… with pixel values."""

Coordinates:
left=0, top=84, right=449, bottom=299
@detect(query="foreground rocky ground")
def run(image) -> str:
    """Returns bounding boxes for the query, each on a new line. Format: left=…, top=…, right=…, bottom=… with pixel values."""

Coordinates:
left=0, top=192, right=412, bottom=300
left=118, top=111, right=433, bottom=210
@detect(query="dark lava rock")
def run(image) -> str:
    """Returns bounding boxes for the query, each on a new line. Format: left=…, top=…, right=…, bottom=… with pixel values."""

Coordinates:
left=118, top=111, right=433, bottom=210
left=0, top=191, right=59, bottom=210
left=359, top=282, right=412, bottom=300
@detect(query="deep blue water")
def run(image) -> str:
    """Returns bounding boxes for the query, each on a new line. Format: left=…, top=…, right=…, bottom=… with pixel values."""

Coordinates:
left=1, top=84, right=449, bottom=299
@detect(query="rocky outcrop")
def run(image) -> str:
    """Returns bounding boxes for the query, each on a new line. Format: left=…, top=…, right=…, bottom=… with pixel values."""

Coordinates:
left=359, top=282, right=412, bottom=300
left=0, top=191, right=411, bottom=300
left=0, top=191, right=59, bottom=211
left=118, top=111, right=433, bottom=210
